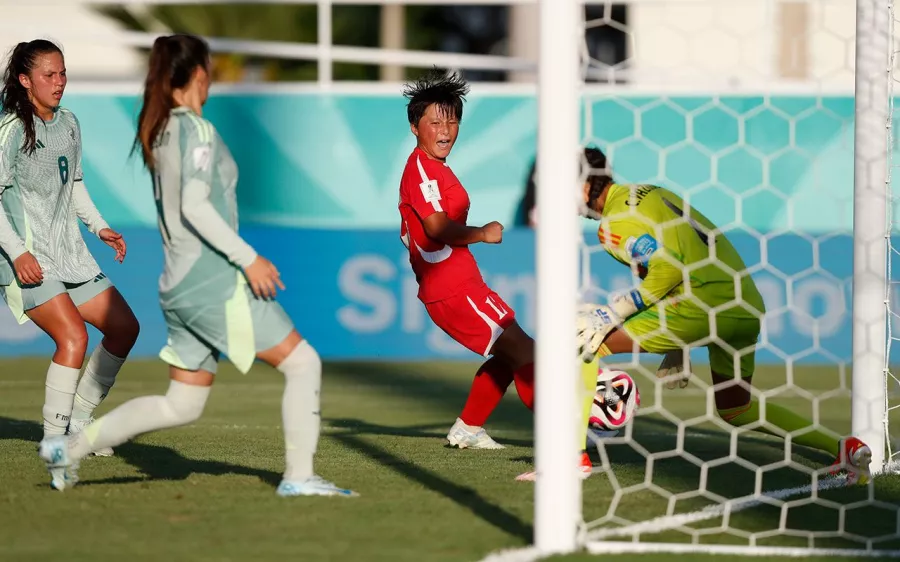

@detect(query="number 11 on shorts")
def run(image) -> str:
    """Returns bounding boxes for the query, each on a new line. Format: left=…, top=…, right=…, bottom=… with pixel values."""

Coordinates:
left=485, top=295, right=507, bottom=319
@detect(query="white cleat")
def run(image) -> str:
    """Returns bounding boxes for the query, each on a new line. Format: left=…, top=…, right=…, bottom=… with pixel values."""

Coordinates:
left=276, top=476, right=358, bottom=498
left=38, top=435, right=79, bottom=491
left=68, top=417, right=113, bottom=457
left=446, top=418, right=505, bottom=450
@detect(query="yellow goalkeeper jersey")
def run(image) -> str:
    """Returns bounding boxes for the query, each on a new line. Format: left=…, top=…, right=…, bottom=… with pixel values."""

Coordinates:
left=597, top=183, right=765, bottom=319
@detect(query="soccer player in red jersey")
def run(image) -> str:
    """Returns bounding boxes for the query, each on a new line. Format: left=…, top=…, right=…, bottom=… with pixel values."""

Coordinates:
left=398, top=71, right=590, bottom=481
left=398, top=69, right=531, bottom=450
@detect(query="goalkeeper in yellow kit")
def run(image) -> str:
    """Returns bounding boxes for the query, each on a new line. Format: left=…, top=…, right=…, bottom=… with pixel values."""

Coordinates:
left=575, top=147, right=872, bottom=485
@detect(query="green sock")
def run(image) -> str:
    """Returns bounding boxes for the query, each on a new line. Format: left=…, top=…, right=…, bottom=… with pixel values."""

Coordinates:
left=581, top=358, right=599, bottom=452
left=718, top=398, right=840, bottom=457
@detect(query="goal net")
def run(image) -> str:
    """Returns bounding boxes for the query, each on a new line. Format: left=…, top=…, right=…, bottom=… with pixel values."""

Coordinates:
left=534, top=0, right=900, bottom=557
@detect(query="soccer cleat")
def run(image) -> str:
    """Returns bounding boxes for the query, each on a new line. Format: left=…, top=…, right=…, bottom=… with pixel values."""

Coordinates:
left=446, top=418, right=505, bottom=450
left=276, top=476, right=358, bottom=498
left=830, top=437, right=872, bottom=485
left=67, top=417, right=113, bottom=457
left=515, top=452, right=593, bottom=482
left=38, top=435, right=79, bottom=491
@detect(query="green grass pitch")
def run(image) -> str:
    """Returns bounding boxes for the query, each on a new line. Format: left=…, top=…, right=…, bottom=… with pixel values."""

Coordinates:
left=1, top=358, right=899, bottom=562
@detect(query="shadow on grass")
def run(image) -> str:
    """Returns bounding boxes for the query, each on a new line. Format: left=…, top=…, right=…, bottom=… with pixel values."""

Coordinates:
left=86, top=442, right=282, bottom=488
left=325, top=361, right=534, bottom=432
left=332, top=429, right=532, bottom=542
left=0, top=415, right=531, bottom=541
left=325, top=418, right=534, bottom=448
left=0, top=416, right=280, bottom=488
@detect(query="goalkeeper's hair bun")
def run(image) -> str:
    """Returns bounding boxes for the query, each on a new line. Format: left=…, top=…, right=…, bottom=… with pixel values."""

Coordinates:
left=583, top=146, right=613, bottom=202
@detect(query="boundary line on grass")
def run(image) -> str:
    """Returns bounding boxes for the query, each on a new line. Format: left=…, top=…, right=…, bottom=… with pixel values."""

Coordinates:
left=475, top=475, right=900, bottom=562
left=585, top=476, right=849, bottom=541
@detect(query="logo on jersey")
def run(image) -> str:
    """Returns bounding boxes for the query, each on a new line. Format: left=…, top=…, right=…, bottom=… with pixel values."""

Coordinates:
left=35, top=140, right=45, bottom=149
left=193, top=146, right=212, bottom=172
left=630, top=234, right=658, bottom=264
left=419, top=179, right=441, bottom=203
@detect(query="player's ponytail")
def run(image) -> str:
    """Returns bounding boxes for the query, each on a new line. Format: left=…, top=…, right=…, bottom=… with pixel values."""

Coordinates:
left=0, top=40, right=64, bottom=155
left=583, top=146, right=613, bottom=205
left=134, top=34, right=210, bottom=170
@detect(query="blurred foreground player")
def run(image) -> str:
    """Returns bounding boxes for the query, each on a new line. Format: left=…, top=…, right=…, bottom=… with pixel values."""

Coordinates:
left=0, top=39, right=139, bottom=487
left=573, top=146, right=872, bottom=485
left=38, top=34, right=356, bottom=497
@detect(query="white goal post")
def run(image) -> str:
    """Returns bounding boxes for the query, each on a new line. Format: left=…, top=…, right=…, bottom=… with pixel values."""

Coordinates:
left=532, top=0, right=900, bottom=558
left=534, top=0, right=583, bottom=554
left=853, top=0, right=891, bottom=477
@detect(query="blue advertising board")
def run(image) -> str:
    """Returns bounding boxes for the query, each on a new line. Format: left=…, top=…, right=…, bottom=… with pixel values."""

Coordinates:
left=0, top=226, right=881, bottom=366
left=59, top=91, right=891, bottom=234
left=0, top=90, right=891, bottom=364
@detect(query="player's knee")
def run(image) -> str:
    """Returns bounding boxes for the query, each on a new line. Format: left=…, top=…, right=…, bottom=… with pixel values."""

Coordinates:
left=711, top=371, right=752, bottom=413
left=164, top=380, right=210, bottom=425
left=117, top=311, right=141, bottom=348
left=55, top=323, right=89, bottom=359
left=277, top=340, right=322, bottom=381
left=491, top=322, right=534, bottom=369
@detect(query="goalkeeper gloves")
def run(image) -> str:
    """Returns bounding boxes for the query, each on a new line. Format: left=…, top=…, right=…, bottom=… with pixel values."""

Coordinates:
left=576, top=290, right=646, bottom=363
left=656, top=350, right=692, bottom=390
left=576, top=304, right=621, bottom=362
left=609, top=289, right=645, bottom=320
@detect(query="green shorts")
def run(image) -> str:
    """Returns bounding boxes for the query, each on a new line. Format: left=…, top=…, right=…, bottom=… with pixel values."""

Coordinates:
left=0, top=273, right=113, bottom=324
left=622, top=299, right=761, bottom=379
left=159, top=279, right=295, bottom=375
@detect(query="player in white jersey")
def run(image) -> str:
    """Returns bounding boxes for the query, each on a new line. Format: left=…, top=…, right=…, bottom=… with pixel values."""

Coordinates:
left=38, top=34, right=356, bottom=497
left=0, top=40, right=139, bottom=488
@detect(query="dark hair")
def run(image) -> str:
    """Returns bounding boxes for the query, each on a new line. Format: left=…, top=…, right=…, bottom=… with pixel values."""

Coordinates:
left=0, top=40, right=64, bottom=155
left=402, top=68, right=470, bottom=126
left=583, top=146, right=613, bottom=207
left=134, top=34, right=210, bottom=170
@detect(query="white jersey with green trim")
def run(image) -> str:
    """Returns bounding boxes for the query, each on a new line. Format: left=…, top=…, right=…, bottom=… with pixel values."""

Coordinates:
left=151, top=106, right=257, bottom=309
left=0, top=108, right=107, bottom=285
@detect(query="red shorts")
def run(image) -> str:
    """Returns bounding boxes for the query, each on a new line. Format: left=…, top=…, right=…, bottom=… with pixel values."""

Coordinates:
left=425, top=284, right=517, bottom=357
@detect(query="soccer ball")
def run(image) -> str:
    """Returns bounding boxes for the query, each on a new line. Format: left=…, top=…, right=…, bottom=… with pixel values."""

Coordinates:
left=589, top=368, right=640, bottom=431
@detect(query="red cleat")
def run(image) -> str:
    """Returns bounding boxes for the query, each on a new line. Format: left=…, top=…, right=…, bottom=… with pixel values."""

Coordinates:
left=515, top=451, right=593, bottom=482
left=830, top=437, right=872, bottom=485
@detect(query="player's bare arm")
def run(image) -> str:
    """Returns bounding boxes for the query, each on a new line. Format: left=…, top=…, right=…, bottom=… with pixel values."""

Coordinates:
left=422, top=212, right=503, bottom=245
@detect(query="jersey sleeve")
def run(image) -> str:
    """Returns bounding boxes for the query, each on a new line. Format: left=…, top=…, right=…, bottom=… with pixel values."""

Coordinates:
left=68, top=114, right=109, bottom=235
left=0, top=119, right=26, bottom=260
left=70, top=112, right=84, bottom=183
left=179, top=119, right=257, bottom=268
left=0, top=116, right=19, bottom=188
left=407, top=157, right=458, bottom=221
left=604, top=218, right=683, bottom=308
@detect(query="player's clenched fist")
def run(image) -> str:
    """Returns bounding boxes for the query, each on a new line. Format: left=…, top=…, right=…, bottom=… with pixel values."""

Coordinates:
left=14, top=251, right=43, bottom=285
left=480, top=221, right=504, bottom=244
left=243, top=255, right=285, bottom=300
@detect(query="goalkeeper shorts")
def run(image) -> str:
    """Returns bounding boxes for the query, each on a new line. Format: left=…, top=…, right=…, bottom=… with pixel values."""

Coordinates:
left=622, top=300, right=761, bottom=379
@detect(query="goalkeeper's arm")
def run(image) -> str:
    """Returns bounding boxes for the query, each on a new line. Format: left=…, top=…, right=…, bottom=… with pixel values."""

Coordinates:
left=608, top=233, right=683, bottom=321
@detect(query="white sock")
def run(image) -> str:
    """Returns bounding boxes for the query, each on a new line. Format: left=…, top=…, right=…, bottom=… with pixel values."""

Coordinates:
left=43, top=362, right=80, bottom=438
left=278, top=340, right=322, bottom=482
left=72, top=344, right=126, bottom=421
left=456, top=418, right=483, bottom=433
left=68, top=379, right=210, bottom=461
